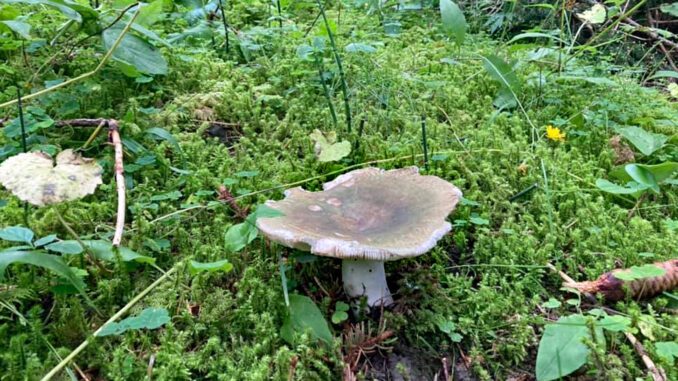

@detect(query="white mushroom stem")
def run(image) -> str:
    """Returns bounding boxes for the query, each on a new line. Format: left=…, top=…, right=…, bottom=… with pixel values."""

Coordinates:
left=341, top=259, right=394, bottom=307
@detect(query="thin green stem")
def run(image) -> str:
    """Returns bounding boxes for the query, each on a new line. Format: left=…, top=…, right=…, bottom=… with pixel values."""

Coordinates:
left=315, top=55, right=338, bottom=129
left=0, top=6, right=141, bottom=110
left=40, top=265, right=178, bottom=381
left=316, top=0, right=351, bottom=133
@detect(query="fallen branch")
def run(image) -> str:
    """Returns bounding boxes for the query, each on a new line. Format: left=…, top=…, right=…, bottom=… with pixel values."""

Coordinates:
left=108, top=120, right=126, bottom=247
left=547, top=263, right=668, bottom=381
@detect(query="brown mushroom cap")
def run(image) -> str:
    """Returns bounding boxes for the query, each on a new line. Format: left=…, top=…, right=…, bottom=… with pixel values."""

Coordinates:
left=256, top=167, right=462, bottom=261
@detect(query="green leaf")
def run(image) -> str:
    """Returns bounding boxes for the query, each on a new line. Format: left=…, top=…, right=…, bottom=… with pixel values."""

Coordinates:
left=102, top=26, right=168, bottom=75
left=536, top=314, right=602, bottom=381
left=45, top=240, right=84, bottom=255
left=96, top=307, right=170, bottom=337
left=188, top=259, right=233, bottom=275
left=507, top=32, right=564, bottom=44
left=344, top=42, right=376, bottom=53
left=331, top=310, right=348, bottom=324
left=577, top=3, right=606, bottom=24
left=625, top=164, right=659, bottom=193
left=648, top=70, right=678, bottom=80
left=34, top=234, right=57, bottom=247
left=309, top=129, right=351, bottom=162
left=0, top=250, right=86, bottom=293
left=655, top=341, right=678, bottom=363
left=146, top=127, right=182, bottom=153
left=610, top=162, right=678, bottom=185
left=542, top=298, right=562, bottom=309
left=1, top=0, right=95, bottom=22
left=440, top=0, right=466, bottom=45
left=224, top=222, right=257, bottom=253
left=0, top=20, right=30, bottom=39
left=281, top=294, right=332, bottom=344
left=595, top=179, right=648, bottom=195
left=614, top=264, right=666, bottom=281
left=616, top=126, right=667, bottom=156
left=597, top=315, right=631, bottom=332
left=136, top=0, right=165, bottom=27
left=480, top=55, right=521, bottom=109
left=75, top=240, right=155, bottom=264
left=0, top=226, right=33, bottom=244
left=659, top=2, right=678, bottom=17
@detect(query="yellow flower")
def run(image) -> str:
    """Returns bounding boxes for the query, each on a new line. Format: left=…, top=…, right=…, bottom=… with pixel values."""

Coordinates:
left=546, top=125, right=566, bottom=142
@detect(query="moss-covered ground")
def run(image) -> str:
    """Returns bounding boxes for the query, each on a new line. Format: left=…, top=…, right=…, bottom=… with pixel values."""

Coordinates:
left=0, top=3, right=677, bottom=380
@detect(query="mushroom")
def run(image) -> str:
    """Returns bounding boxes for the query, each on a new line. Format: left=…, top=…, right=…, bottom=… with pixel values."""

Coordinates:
left=256, top=167, right=462, bottom=307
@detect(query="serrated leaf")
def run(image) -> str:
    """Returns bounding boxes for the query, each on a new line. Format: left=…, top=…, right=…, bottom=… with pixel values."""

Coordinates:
left=0, top=226, right=33, bottom=244
left=281, top=294, right=332, bottom=344
left=616, top=126, right=667, bottom=156
left=189, top=259, right=233, bottom=275
left=96, top=307, right=170, bottom=336
left=440, top=0, right=466, bottom=45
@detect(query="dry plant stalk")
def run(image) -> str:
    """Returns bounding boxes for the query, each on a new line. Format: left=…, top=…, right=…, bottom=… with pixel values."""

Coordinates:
left=565, top=260, right=677, bottom=301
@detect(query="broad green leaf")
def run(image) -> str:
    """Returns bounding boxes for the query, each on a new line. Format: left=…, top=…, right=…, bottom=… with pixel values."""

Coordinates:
left=0, top=226, right=33, bottom=244
left=188, top=259, right=233, bottom=275
left=250, top=204, right=285, bottom=220
left=660, top=2, right=678, bottom=17
left=440, top=0, right=466, bottom=45
left=281, top=294, right=332, bottom=344
left=597, top=315, right=631, bottom=332
left=536, top=314, right=602, bottom=381
left=331, top=310, right=348, bottom=324
left=136, top=0, right=165, bottom=27
left=542, top=298, right=562, bottom=309
left=0, top=20, right=30, bottom=39
left=224, top=222, right=257, bottom=253
left=617, top=126, right=667, bottom=156
left=655, top=341, right=678, bottom=363
left=595, top=179, right=647, bottom=195
left=610, top=162, right=678, bottom=185
left=669, top=83, right=678, bottom=98
left=0, top=0, right=95, bottom=22
left=0, top=250, right=86, bottom=292
left=34, top=234, right=57, bottom=247
left=614, top=264, right=666, bottom=281
left=146, top=127, right=182, bottom=153
left=296, top=44, right=314, bottom=60
left=96, top=307, right=170, bottom=336
left=102, top=26, right=168, bottom=75
left=480, top=55, right=521, bottom=110
left=625, top=164, right=659, bottom=193
left=46, top=240, right=84, bottom=255
left=344, top=42, right=376, bottom=53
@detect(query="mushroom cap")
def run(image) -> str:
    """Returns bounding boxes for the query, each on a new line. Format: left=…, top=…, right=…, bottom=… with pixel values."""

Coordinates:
left=0, top=149, right=103, bottom=206
left=256, top=167, right=462, bottom=261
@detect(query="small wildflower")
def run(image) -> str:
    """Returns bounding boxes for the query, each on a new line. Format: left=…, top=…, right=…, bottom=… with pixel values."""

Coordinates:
left=546, top=125, right=566, bottom=142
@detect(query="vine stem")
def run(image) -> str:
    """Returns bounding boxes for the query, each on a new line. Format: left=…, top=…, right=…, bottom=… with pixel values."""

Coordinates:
left=40, top=265, right=178, bottom=381
left=0, top=6, right=141, bottom=110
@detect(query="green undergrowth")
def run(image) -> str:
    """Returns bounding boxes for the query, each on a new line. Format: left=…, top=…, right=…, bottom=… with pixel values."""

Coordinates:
left=0, top=5, right=677, bottom=381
